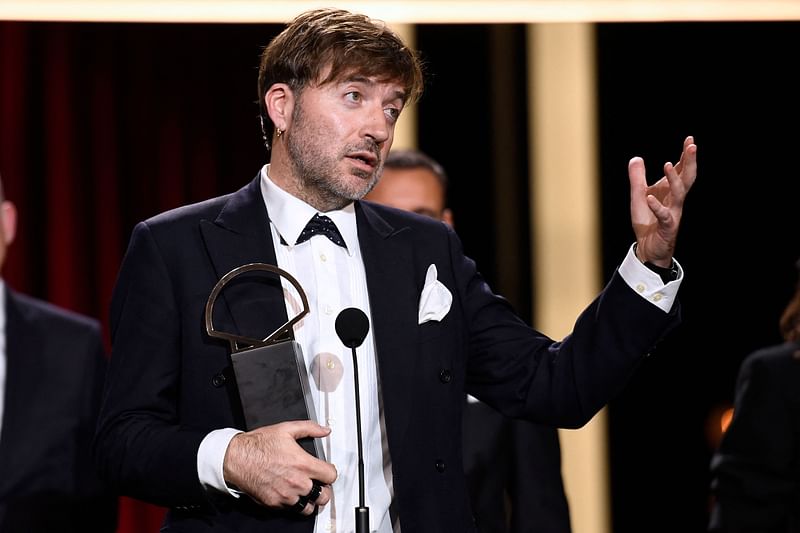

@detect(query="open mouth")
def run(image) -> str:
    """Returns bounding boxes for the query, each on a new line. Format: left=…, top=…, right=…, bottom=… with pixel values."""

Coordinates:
left=347, top=151, right=378, bottom=171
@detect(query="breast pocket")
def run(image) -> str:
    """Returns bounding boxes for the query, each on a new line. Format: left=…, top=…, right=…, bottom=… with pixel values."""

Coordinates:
left=418, top=318, right=447, bottom=344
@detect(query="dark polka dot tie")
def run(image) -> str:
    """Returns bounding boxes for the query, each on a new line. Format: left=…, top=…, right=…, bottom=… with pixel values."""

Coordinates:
left=295, top=213, right=347, bottom=248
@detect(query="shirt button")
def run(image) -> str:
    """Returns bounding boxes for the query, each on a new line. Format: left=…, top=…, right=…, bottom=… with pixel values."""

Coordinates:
left=635, top=283, right=646, bottom=293
left=439, top=369, right=452, bottom=384
left=324, top=305, right=333, bottom=315
left=435, top=460, right=446, bottom=473
left=326, top=418, right=335, bottom=427
left=653, top=293, right=663, bottom=302
left=320, top=253, right=327, bottom=262
left=326, top=358, right=336, bottom=370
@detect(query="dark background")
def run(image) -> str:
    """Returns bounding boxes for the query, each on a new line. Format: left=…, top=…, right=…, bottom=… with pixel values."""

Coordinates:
left=1, top=19, right=798, bottom=533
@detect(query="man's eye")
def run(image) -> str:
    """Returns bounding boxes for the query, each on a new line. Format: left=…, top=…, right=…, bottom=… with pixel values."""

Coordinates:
left=346, top=91, right=361, bottom=102
left=385, top=107, right=400, bottom=122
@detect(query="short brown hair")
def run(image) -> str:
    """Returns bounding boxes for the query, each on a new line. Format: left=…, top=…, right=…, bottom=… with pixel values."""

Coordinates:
left=257, top=8, right=425, bottom=150
left=385, top=148, right=448, bottom=192
left=779, top=260, right=800, bottom=342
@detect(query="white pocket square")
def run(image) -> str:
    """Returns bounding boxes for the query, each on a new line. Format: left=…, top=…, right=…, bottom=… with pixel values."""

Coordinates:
left=418, top=264, right=452, bottom=324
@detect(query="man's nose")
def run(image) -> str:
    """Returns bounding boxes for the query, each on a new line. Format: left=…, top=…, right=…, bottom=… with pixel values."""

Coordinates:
left=361, top=104, right=390, bottom=145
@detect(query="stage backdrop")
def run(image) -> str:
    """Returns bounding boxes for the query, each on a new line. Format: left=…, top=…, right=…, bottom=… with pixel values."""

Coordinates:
left=2, top=18, right=800, bottom=533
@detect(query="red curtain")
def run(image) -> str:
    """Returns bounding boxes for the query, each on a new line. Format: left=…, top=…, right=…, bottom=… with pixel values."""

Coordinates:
left=0, top=20, right=279, bottom=533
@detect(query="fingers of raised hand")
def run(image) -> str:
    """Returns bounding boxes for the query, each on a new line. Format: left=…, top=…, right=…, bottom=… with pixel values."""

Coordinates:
left=663, top=161, right=686, bottom=205
left=681, top=142, right=698, bottom=191
left=628, top=156, right=646, bottom=191
left=665, top=145, right=697, bottom=208
left=645, top=193, right=672, bottom=226
left=673, top=136, right=698, bottom=188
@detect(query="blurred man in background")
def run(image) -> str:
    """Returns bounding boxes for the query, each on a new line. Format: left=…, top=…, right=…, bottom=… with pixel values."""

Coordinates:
left=0, top=175, right=117, bottom=533
left=708, top=259, right=800, bottom=532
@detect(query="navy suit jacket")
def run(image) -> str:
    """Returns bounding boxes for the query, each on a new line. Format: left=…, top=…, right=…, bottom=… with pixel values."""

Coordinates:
left=95, top=175, right=680, bottom=533
left=0, top=289, right=116, bottom=533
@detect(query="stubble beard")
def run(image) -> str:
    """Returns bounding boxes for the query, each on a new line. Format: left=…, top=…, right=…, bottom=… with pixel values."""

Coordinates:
left=285, top=106, right=383, bottom=212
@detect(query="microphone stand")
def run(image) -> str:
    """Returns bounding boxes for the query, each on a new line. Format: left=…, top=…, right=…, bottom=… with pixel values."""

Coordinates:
left=335, top=307, right=370, bottom=533
left=349, top=344, right=369, bottom=533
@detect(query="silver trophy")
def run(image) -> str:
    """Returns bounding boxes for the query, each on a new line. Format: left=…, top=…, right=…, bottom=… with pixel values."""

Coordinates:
left=204, top=262, right=323, bottom=459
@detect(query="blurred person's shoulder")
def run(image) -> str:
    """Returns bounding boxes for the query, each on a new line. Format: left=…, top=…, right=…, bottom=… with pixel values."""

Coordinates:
left=738, top=341, right=800, bottom=386
left=10, top=290, right=100, bottom=333
left=359, top=199, right=452, bottom=232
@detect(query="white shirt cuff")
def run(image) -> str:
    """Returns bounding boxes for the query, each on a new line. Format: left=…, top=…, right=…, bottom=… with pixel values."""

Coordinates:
left=617, top=243, right=683, bottom=313
left=197, top=428, right=243, bottom=497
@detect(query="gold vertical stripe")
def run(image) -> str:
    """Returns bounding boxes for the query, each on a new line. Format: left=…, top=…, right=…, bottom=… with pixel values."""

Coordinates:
left=389, top=23, right=417, bottom=150
left=528, top=23, right=609, bottom=533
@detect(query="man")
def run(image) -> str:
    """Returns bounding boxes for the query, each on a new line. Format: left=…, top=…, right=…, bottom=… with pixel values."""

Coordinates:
left=708, top=259, right=800, bottom=532
left=94, top=7, right=697, bottom=533
left=0, top=176, right=116, bottom=532
left=365, top=148, right=571, bottom=533
left=364, top=150, right=453, bottom=226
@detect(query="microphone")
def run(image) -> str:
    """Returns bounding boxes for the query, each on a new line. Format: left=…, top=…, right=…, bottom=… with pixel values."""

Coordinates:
left=335, top=307, right=370, bottom=533
left=335, top=307, right=369, bottom=348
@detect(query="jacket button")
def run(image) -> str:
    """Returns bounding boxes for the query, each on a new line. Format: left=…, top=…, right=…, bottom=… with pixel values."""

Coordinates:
left=211, top=373, right=226, bottom=387
left=438, top=369, right=452, bottom=384
left=435, top=460, right=446, bottom=473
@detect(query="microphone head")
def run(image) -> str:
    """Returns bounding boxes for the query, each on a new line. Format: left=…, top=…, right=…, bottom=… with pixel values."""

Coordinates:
left=335, top=307, right=370, bottom=348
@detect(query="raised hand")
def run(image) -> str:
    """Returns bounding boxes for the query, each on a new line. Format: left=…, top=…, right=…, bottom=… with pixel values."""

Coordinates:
left=629, top=135, right=697, bottom=267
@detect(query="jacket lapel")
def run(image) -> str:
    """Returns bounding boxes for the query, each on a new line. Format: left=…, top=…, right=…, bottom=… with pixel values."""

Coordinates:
left=199, top=176, right=290, bottom=346
left=356, top=202, right=423, bottom=463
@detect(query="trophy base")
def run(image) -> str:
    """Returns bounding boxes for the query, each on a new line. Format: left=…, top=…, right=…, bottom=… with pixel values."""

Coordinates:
left=231, top=340, right=324, bottom=460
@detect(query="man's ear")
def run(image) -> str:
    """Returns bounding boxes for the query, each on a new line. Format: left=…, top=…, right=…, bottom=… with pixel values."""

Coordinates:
left=1, top=201, right=17, bottom=246
left=441, top=208, right=454, bottom=228
left=264, top=83, right=294, bottom=133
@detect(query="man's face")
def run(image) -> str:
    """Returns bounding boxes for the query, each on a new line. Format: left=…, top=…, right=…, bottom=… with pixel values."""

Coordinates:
left=365, top=166, right=452, bottom=225
left=284, top=74, right=406, bottom=211
left=0, top=200, right=17, bottom=272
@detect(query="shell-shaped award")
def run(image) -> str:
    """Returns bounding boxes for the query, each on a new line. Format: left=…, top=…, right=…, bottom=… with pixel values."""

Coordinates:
left=205, top=263, right=323, bottom=460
